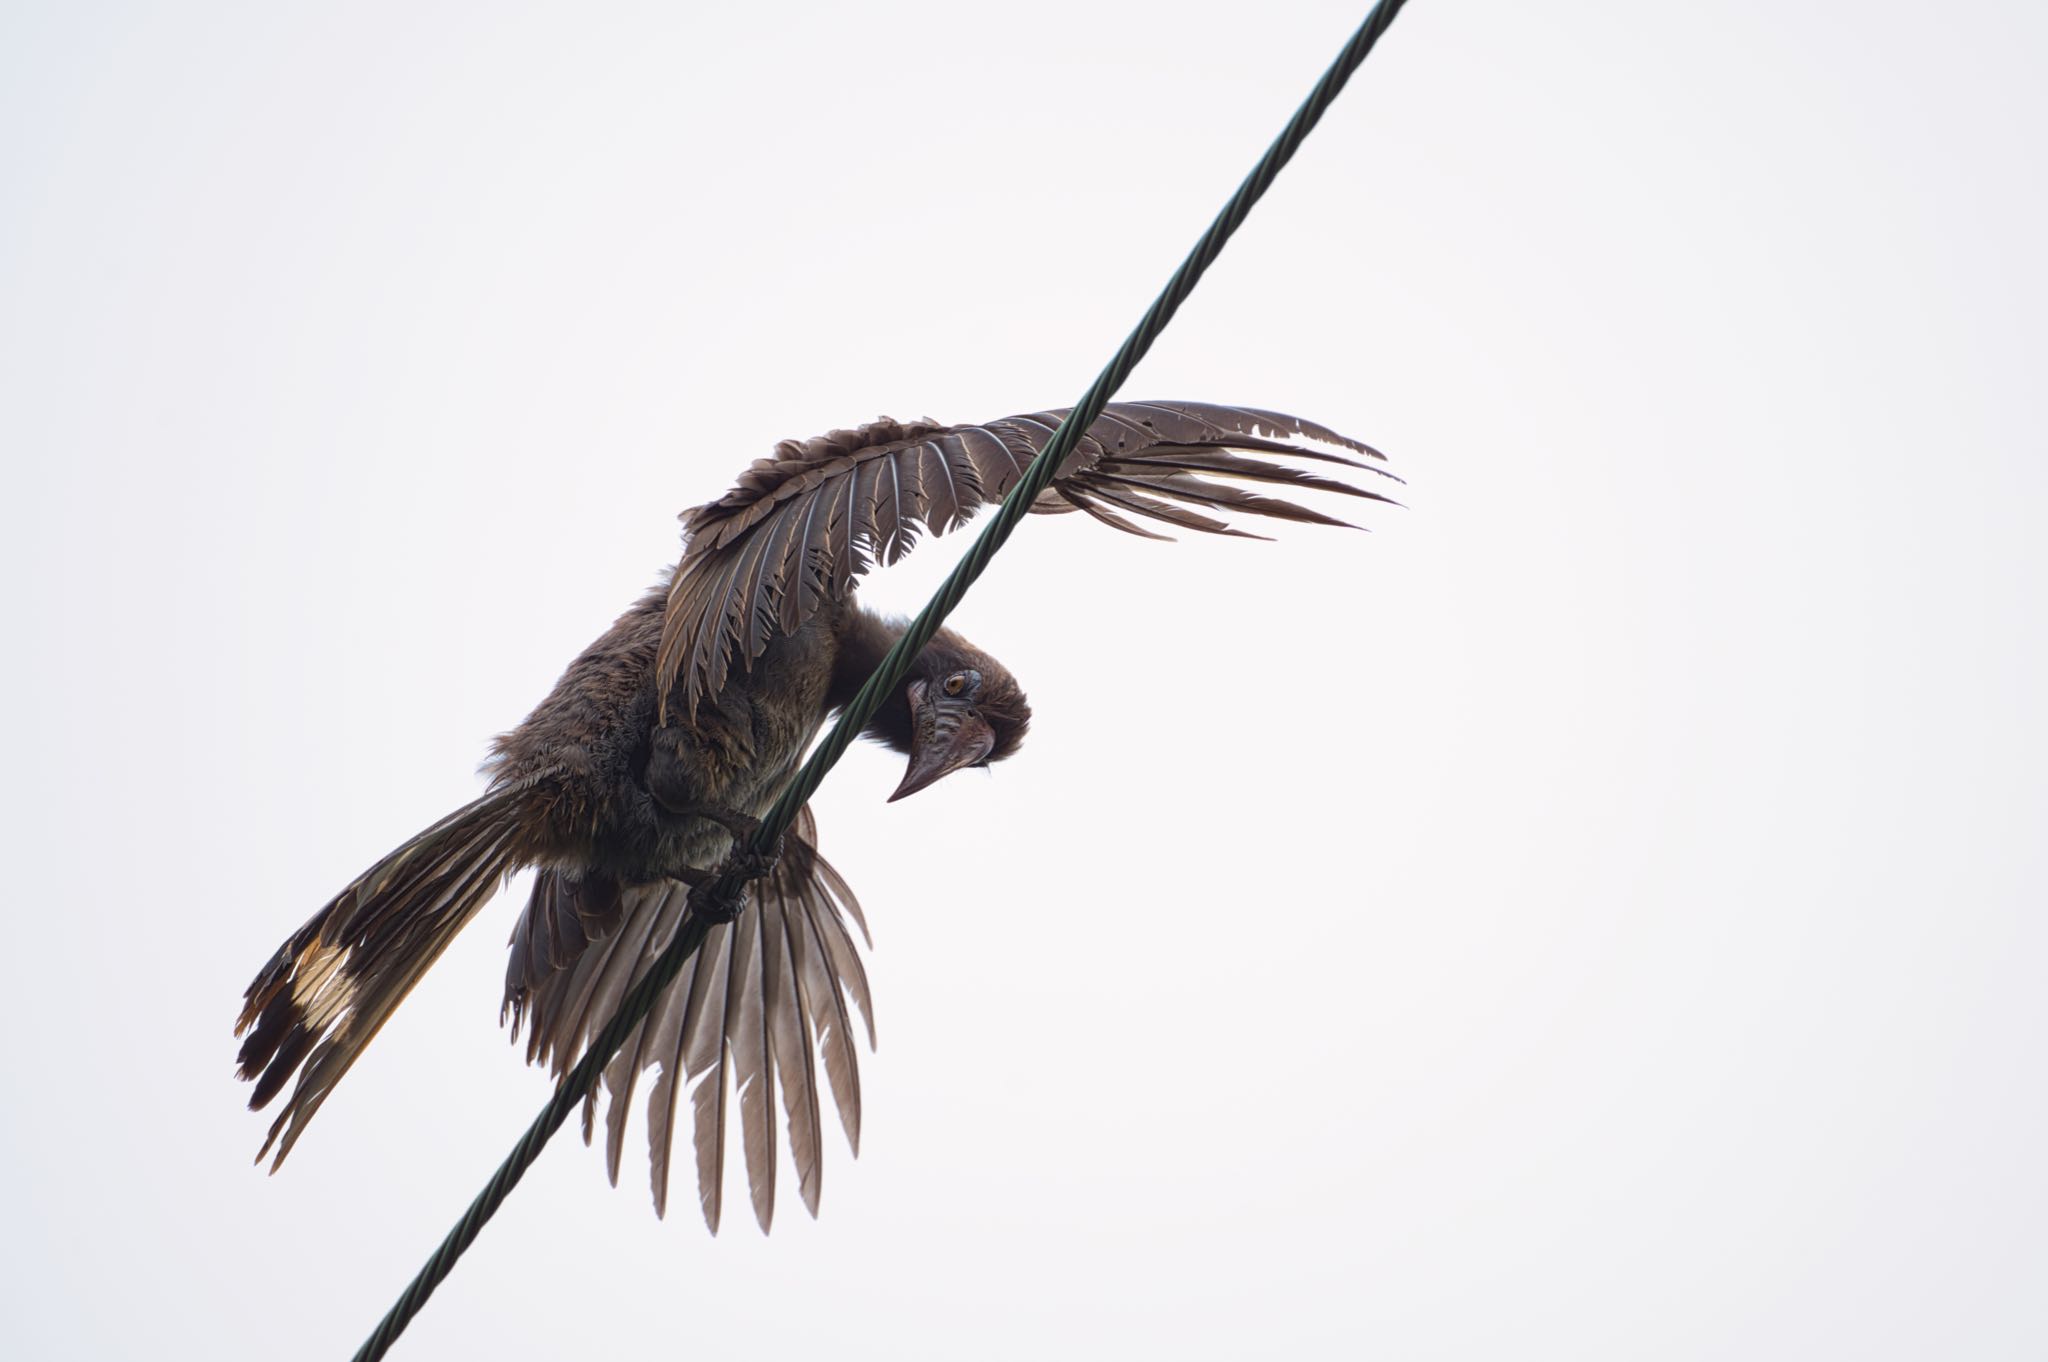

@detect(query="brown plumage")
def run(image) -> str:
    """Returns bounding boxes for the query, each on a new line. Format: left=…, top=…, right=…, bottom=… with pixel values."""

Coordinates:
left=659, top=401, right=1392, bottom=720
left=235, top=400, right=1394, bottom=1232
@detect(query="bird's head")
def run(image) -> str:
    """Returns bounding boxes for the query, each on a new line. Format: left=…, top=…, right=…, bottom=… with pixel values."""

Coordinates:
left=879, top=629, right=1030, bottom=802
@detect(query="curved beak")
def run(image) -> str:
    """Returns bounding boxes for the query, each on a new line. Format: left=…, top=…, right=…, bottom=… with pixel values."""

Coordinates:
left=889, top=679, right=996, bottom=802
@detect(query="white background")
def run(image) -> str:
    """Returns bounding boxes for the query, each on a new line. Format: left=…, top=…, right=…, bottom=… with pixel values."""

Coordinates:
left=4, top=2, right=2045, bottom=1358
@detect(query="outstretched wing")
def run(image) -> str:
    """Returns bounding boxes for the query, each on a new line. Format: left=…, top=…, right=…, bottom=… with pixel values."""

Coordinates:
left=658, top=400, right=1397, bottom=718
left=502, top=807, right=873, bottom=1233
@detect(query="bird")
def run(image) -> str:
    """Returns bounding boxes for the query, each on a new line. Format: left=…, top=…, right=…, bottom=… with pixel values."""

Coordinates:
left=235, top=400, right=1396, bottom=1233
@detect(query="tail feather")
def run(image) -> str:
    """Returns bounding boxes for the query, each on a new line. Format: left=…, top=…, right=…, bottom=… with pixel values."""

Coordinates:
left=500, top=806, right=874, bottom=1231
left=235, top=780, right=539, bottom=1169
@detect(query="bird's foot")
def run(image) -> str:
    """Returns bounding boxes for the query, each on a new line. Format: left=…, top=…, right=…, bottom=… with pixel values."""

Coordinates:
left=710, top=827, right=784, bottom=890
left=680, top=826, right=786, bottom=925
left=677, top=802, right=763, bottom=842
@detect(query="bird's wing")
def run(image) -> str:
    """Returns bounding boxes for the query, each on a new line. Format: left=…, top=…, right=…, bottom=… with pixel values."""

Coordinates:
left=658, top=400, right=1397, bottom=718
left=502, top=806, right=873, bottom=1233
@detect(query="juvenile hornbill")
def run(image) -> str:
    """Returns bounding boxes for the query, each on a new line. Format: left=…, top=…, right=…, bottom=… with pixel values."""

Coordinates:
left=236, top=401, right=1395, bottom=1232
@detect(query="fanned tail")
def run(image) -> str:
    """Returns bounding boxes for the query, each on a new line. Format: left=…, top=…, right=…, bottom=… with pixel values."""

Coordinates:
left=502, top=806, right=873, bottom=1232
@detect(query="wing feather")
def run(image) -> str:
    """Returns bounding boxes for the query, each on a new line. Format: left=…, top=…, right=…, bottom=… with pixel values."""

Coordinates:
left=499, top=807, right=873, bottom=1233
left=793, top=881, right=863, bottom=1151
left=950, top=424, right=1029, bottom=497
left=685, top=923, right=737, bottom=1231
left=1082, top=482, right=1262, bottom=538
left=1055, top=483, right=1176, bottom=540
left=627, top=920, right=701, bottom=1200
left=659, top=402, right=1392, bottom=719
left=764, top=884, right=825, bottom=1216
left=913, top=437, right=963, bottom=536
left=1090, top=470, right=1360, bottom=529
left=724, top=889, right=776, bottom=1233
left=775, top=476, right=830, bottom=639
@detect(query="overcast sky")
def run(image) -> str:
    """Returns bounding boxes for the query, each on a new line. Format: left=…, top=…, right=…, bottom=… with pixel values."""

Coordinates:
left=4, top=2, right=2045, bottom=1359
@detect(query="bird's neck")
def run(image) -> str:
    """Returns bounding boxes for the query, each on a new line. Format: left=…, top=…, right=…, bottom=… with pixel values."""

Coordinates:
left=828, top=605, right=917, bottom=754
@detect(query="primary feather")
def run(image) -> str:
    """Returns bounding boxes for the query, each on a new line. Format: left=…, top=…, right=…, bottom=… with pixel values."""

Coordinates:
left=658, top=401, right=1397, bottom=719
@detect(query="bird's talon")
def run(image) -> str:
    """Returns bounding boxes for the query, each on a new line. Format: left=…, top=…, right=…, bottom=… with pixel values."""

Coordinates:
left=685, top=879, right=747, bottom=924
left=723, top=827, right=785, bottom=885
left=683, top=831, right=783, bottom=924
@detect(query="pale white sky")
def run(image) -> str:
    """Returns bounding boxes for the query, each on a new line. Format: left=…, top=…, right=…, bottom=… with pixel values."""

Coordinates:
left=4, top=3, right=2046, bottom=1359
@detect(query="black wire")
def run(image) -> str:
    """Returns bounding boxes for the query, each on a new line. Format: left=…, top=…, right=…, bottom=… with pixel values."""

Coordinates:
left=352, top=3, right=1411, bottom=1356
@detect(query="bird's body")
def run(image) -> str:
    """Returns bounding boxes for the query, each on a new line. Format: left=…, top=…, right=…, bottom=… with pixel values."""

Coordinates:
left=485, top=581, right=838, bottom=887
left=236, top=400, right=1393, bottom=1231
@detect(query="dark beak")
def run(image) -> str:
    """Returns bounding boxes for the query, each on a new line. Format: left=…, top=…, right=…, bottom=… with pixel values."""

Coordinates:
left=889, top=679, right=997, bottom=802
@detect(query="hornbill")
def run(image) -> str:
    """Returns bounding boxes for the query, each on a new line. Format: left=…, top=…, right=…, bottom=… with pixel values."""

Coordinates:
left=235, top=400, right=1395, bottom=1232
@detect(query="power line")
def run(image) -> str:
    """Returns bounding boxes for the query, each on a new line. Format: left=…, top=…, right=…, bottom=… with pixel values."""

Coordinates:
left=351, top=3, right=1413, bottom=1356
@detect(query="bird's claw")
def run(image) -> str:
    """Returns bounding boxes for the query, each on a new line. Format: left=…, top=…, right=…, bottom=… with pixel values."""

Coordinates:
left=684, top=829, right=785, bottom=925
left=722, top=832, right=783, bottom=885
left=685, top=878, right=747, bottom=924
